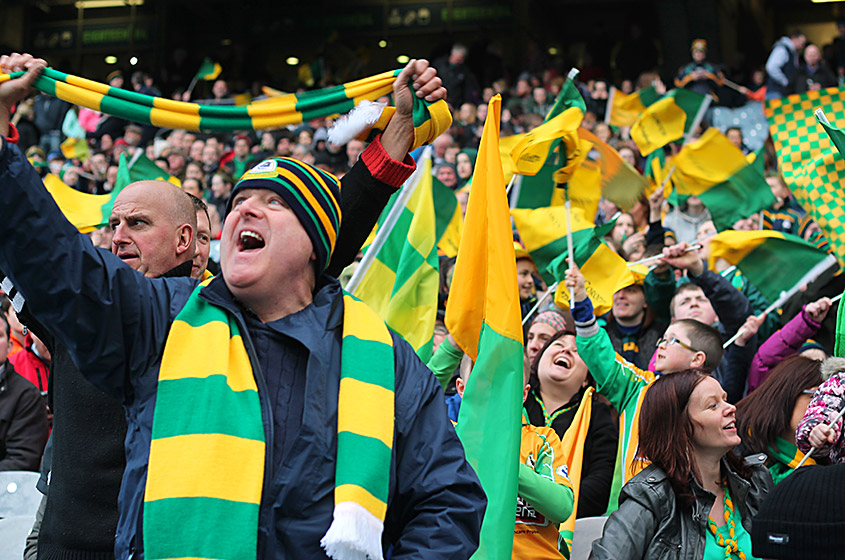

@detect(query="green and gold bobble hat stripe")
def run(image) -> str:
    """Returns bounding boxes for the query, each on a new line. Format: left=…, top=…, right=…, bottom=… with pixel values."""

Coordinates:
left=227, top=157, right=342, bottom=273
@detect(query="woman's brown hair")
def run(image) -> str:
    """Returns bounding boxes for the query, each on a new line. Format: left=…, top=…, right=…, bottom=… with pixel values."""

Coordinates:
left=735, top=355, right=822, bottom=457
left=638, top=370, right=751, bottom=506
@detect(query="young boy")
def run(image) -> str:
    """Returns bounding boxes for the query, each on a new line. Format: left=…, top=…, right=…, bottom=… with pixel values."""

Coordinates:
left=566, top=263, right=724, bottom=513
left=457, top=353, right=575, bottom=559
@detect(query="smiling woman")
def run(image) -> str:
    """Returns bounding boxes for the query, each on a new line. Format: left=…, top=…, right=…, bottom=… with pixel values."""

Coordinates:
left=523, top=330, right=618, bottom=518
left=590, top=371, right=773, bottom=560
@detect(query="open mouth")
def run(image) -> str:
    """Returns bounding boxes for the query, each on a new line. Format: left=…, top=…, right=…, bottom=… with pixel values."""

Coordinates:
left=723, top=421, right=736, bottom=431
left=553, top=355, right=572, bottom=369
left=238, top=230, right=265, bottom=251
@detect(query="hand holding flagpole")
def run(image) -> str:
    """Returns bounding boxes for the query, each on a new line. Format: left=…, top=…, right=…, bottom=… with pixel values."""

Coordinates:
left=795, top=401, right=845, bottom=469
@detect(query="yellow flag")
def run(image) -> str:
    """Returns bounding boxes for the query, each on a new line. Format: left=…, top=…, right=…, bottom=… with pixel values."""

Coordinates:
left=509, top=107, right=583, bottom=176
left=557, top=388, right=594, bottom=553
left=43, top=173, right=111, bottom=233
left=630, top=96, right=686, bottom=156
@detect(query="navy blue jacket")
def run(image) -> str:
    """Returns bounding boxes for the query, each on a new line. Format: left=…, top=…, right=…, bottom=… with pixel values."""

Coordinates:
left=0, top=140, right=486, bottom=559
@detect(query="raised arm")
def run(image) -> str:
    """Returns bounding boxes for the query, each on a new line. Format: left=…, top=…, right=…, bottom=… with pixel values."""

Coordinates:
left=326, top=59, right=446, bottom=276
left=567, top=263, right=654, bottom=412
left=0, top=54, right=183, bottom=400
left=748, top=300, right=827, bottom=392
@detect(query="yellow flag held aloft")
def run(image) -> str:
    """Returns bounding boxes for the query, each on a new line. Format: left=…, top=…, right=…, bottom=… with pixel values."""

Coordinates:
left=446, top=94, right=524, bottom=560
left=511, top=205, right=593, bottom=286
left=576, top=127, right=649, bottom=210
left=631, top=89, right=710, bottom=155
left=509, top=108, right=583, bottom=176
left=673, top=128, right=775, bottom=231
left=546, top=219, right=635, bottom=316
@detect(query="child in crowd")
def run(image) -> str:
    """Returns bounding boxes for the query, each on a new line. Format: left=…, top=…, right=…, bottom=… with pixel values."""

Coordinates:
left=796, top=356, right=845, bottom=464
left=565, top=260, right=724, bottom=513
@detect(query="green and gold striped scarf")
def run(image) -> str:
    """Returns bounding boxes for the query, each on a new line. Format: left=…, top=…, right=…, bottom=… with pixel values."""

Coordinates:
left=0, top=67, right=450, bottom=150
left=144, top=281, right=395, bottom=560
left=767, top=437, right=816, bottom=485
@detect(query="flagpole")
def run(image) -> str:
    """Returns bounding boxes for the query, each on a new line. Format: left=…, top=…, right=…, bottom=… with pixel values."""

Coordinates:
left=506, top=174, right=518, bottom=196
left=345, top=149, right=429, bottom=293
left=626, top=244, right=702, bottom=267
left=508, top=174, right=522, bottom=209
left=604, top=87, right=616, bottom=124
left=522, top=281, right=559, bottom=326
left=565, top=197, right=575, bottom=310
left=722, top=254, right=838, bottom=348
left=683, top=94, right=712, bottom=146
left=185, top=76, right=199, bottom=99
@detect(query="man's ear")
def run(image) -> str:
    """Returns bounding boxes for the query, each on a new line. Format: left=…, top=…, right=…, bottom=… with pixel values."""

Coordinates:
left=175, top=224, right=194, bottom=256
left=690, top=351, right=706, bottom=369
left=455, top=377, right=465, bottom=398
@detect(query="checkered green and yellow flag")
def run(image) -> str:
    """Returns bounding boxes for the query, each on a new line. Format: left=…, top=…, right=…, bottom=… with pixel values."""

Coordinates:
left=765, top=88, right=845, bottom=266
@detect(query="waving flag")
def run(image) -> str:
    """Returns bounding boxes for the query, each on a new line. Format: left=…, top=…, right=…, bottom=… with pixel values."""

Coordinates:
left=43, top=174, right=116, bottom=233
left=511, top=205, right=593, bottom=286
left=765, top=88, right=845, bottom=266
left=672, top=128, right=775, bottom=231
left=446, top=95, right=524, bottom=560
left=708, top=230, right=837, bottom=304
left=546, top=220, right=634, bottom=316
left=605, top=85, right=661, bottom=128
left=631, top=89, right=710, bottom=155
left=350, top=151, right=442, bottom=361
left=576, top=127, right=649, bottom=210
left=508, top=72, right=586, bottom=209
left=193, top=58, right=222, bottom=81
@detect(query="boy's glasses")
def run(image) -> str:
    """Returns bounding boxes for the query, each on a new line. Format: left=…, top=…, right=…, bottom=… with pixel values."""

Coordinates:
left=655, top=337, right=700, bottom=353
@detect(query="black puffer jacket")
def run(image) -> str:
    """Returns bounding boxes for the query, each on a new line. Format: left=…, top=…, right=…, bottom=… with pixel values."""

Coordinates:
left=589, top=454, right=772, bottom=560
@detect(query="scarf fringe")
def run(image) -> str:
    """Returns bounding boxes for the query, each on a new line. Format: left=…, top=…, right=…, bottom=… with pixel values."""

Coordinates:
left=321, top=502, right=385, bottom=560
left=328, top=100, right=387, bottom=147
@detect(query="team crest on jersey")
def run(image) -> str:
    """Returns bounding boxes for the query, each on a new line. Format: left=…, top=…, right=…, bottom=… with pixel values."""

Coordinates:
left=556, top=464, right=570, bottom=481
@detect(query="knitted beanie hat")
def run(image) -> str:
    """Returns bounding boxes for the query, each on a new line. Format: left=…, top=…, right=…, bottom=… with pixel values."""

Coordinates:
left=531, top=310, right=573, bottom=335
left=751, top=464, right=845, bottom=559
left=227, top=157, right=342, bottom=272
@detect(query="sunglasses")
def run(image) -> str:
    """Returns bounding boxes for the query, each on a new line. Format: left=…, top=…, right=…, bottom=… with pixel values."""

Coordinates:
left=656, top=336, right=700, bottom=353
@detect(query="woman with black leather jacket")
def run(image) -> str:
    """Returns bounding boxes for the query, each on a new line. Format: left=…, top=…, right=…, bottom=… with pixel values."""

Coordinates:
left=590, top=370, right=772, bottom=560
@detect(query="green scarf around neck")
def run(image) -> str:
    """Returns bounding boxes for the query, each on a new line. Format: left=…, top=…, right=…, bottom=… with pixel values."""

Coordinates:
left=144, top=280, right=395, bottom=560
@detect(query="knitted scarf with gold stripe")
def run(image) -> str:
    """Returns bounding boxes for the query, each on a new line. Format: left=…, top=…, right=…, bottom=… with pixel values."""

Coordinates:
left=144, top=283, right=395, bottom=560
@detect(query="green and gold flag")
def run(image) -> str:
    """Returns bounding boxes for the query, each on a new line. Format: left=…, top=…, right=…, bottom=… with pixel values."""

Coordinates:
left=193, top=58, right=222, bottom=81
left=605, top=85, right=661, bottom=128
left=545, top=220, right=635, bottom=316
left=631, top=89, right=710, bottom=155
left=708, top=230, right=837, bottom=303
left=672, top=128, right=775, bottom=231
left=447, top=95, right=524, bottom=560
left=115, top=151, right=181, bottom=192
left=509, top=72, right=586, bottom=209
left=43, top=173, right=116, bottom=233
left=576, top=127, right=649, bottom=210
left=765, top=88, right=845, bottom=266
left=351, top=151, right=442, bottom=362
